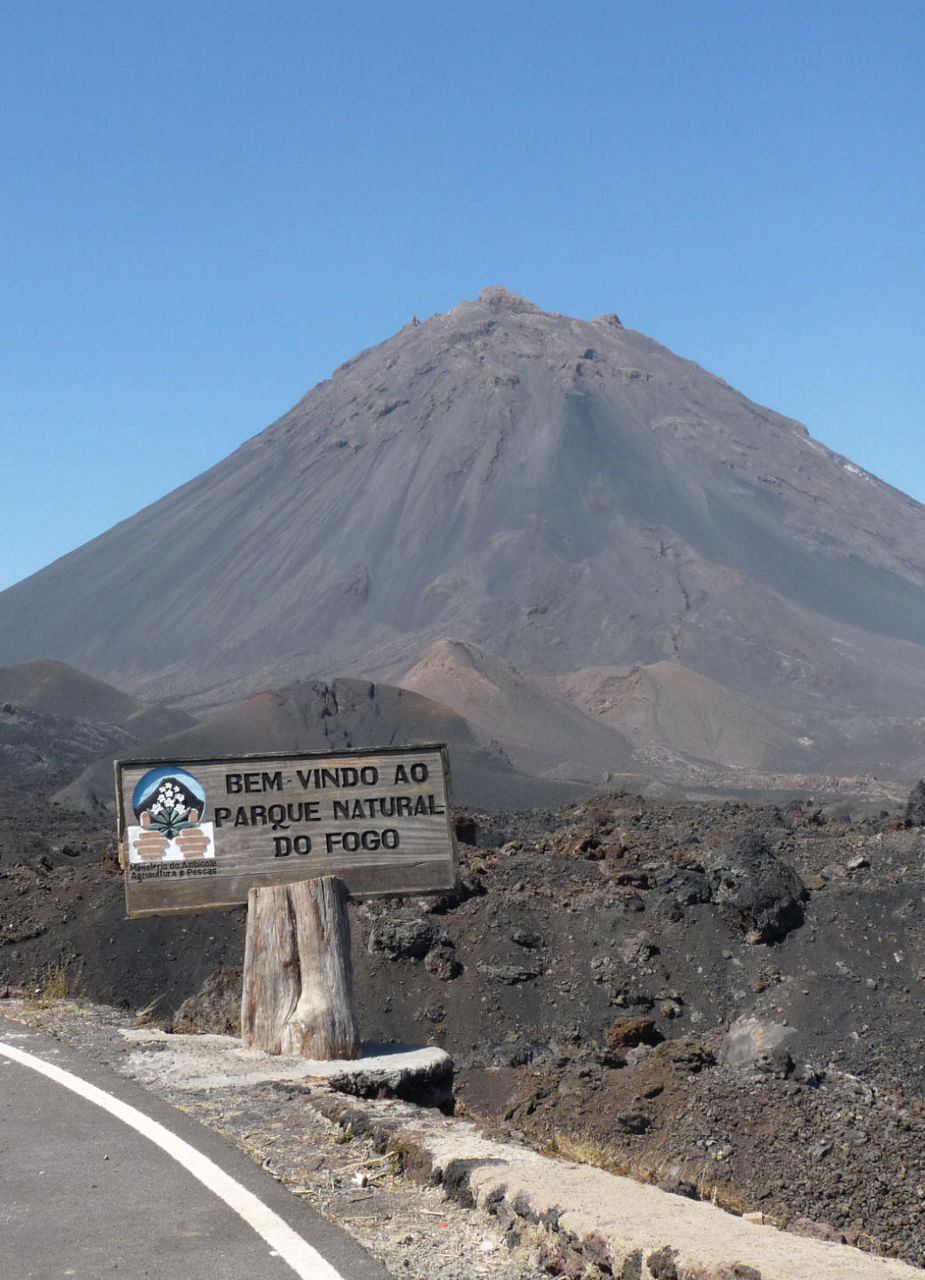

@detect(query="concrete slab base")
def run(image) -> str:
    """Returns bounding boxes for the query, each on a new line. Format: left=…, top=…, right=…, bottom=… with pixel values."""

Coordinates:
left=119, top=1028, right=454, bottom=1106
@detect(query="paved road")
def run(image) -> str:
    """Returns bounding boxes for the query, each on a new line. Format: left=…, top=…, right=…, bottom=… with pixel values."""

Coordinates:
left=0, top=1016, right=389, bottom=1280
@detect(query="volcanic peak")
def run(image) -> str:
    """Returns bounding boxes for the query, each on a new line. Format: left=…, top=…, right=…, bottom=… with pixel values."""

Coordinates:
left=475, top=285, right=544, bottom=314
left=5, top=288, right=925, bottom=794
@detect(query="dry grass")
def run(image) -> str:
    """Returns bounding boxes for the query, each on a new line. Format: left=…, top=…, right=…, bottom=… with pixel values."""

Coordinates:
left=27, top=955, right=84, bottom=1006
left=542, top=1127, right=761, bottom=1220
left=544, top=1130, right=625, bottom=1173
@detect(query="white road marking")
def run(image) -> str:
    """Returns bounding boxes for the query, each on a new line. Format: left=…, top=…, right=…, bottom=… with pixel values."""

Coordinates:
left=0, top=1037, right=346, bottom=1280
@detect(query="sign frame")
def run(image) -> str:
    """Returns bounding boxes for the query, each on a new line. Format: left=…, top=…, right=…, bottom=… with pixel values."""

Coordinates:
left=115, top=743, right=459, bottom=919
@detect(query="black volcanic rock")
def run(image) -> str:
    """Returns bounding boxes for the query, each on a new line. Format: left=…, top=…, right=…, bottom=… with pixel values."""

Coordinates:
left=4, top=288, right=925, bottom=783
left=708, top=832, right=806, bottom=943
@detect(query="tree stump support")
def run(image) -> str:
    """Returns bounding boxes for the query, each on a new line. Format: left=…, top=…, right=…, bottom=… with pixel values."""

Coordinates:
left=240, top=875, right=361, bottom=1060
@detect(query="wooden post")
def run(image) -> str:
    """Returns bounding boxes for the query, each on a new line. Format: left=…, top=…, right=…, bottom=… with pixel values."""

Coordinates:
left=240, top=875, right=361, bottom=1060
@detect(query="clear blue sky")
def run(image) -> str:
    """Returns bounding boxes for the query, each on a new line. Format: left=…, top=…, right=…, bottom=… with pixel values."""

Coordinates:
left=2, top=0, right=923, bottom=592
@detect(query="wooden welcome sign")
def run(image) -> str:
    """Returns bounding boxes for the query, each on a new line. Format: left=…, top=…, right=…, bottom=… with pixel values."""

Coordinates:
left=115, top=744, right=458, bottom=919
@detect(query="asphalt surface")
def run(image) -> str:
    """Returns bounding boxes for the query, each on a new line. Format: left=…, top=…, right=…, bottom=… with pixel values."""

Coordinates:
left=0, top=1016, right=390, bottom=1280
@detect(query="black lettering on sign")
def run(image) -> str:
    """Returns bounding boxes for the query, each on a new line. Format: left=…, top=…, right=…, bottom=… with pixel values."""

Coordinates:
left=394, top=762, right=430, bottom=784
left=334, top=796, right=405, bottom=820
left=273, top=835, right=312, bottom=856
left=264, top=801, right=321, bottom=829
left=214, top=806, right=231, bottom=827
left=267, top=803, right=288, bottom=830
left=296, top=766, right=379, bottom=790
left=226, top=770, right=284, bottom=793
left=329, top=794, right=443, bottom=820
left=325, top=829, right=400, bottom=854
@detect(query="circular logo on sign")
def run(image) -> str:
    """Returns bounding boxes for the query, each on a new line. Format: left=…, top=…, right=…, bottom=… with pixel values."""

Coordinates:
left=132, top=765, right=207, bottom=839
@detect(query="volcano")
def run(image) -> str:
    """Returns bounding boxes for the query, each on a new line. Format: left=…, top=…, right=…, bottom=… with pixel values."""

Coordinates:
left=5, top=287, right=925, bottom=787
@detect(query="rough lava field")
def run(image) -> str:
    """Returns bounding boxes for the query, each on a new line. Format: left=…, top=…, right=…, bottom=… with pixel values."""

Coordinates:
left=1, top=754, right=924, bottom=1268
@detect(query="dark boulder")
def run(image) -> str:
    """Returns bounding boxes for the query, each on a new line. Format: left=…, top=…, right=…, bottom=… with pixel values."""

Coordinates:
left=661, top=868, right=712, bottom=906
left=454, top=813, right=478, bottom=846
left=707, top=832, right=806, bottom=943
left=424, top=944, right=462, bottom=980
left=367, top=918, right=443, bottom=960
left=172, top=966, right=243, bottom=1035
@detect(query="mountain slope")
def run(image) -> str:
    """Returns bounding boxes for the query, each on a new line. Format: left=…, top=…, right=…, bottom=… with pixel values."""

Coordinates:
left=398, top=638, right=633, bottom=782
left=54, top=676, right=592, bottom=813
left=0, top=659, right=193, bottom=738
left=4, top=287, right=925, bottom=781
left=0, top=659, right=194, bottom=789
